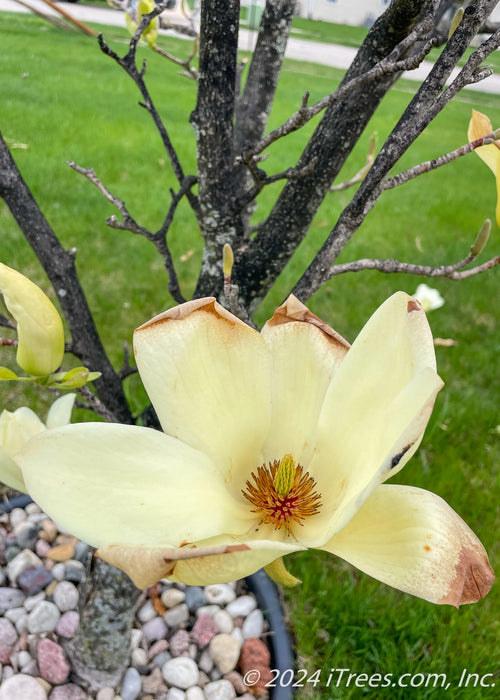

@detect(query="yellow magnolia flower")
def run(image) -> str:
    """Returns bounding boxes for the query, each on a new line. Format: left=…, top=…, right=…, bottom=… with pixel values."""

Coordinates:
left=0, top=263, right=65, bottom=376
left=468, top=109, right=500, bottom=227
left=0, top=394, right=75, bottom=493
left=126, top=0, right=159, bottom=48
left=17, top=293, right=494, bottom=606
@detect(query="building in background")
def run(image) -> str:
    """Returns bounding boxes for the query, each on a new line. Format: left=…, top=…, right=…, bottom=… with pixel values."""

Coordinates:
left=294, top=0, right=500, bottom=27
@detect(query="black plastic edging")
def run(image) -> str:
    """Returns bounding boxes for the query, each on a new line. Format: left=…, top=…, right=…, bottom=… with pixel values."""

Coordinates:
left=247, top=569, right=295, bottom=700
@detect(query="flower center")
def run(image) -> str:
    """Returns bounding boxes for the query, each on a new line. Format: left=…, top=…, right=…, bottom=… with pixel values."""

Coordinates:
left=242, top=453, right=322, bottom=535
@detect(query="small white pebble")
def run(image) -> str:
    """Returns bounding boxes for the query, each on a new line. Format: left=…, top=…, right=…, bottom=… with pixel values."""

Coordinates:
left=137, top=599, right=156, bottom=623
left=25, top=503, right=41, bottom=515
left=129, top=628, right=143, bottom=650
left=9, top=508, right=27, bottom=529
left=161, top=588, right=185, bottom=608
left=130, top=647, right=147, bottom=667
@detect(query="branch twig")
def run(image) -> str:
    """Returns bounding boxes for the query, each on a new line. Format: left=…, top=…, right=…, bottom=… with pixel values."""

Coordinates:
left=153, top=38, right=198, bottom=80
left=68, top=161, right=192, bottom=304
left=77, top=385, right=120, bottom=423
left=238, top=20, right=436, bottom=162
left=0, top=314, right=16, bottom=330
left=330, top=134, right=377, bottom=192
left=327, top=219, right=498, bottom=281
left=383, top=130, right=500, bottom=191
left=97, top=5, right=199, bottom=219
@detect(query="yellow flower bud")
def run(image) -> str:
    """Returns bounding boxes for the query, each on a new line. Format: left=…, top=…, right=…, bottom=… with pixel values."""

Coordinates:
left=0, top=263, right=65, bottom=376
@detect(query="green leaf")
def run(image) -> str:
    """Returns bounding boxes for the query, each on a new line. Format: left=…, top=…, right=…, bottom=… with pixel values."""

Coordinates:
left=0, top=366, right=19, bottom=380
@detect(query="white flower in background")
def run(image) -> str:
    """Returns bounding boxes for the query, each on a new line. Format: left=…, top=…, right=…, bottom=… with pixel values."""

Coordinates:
left=16, top=293, right=494, bottom=606
left=0, top=394, right=76, bottom=493
left=413, top=284, right=445, bottom=313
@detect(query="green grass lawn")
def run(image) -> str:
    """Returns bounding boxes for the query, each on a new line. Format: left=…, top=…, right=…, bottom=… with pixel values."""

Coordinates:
left=1, top=12, right=499, bottom=698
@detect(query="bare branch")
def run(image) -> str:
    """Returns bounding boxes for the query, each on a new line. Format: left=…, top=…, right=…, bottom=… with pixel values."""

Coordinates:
left=233, top=158, right=318, bottom=213
left=0, top=314, right=16, bottom=330
left=429, top=25, right=500, bottom=118
left=383, top=130, right=500, bottom=191
left=292, top=0, right=500, bottom=303
left=118, top=342, right=138, bottom=380
left=330, top=134, right=377, bottom=192
left=234, top=0, right=442, bottom=308
left=152, top=38, right=198, bottom=80
left=68, top=161, right=192, bottom=304
left=327, top=231, right=499, bottom=281
left=97, top=10, right=200, bottom=219
left=77, top=385, right=120, bottom=423
left=327, top=255, right=500, bottom=281
left=67, top=161, right=154, bottom=239
left=241, top=22, right=436, bottom=161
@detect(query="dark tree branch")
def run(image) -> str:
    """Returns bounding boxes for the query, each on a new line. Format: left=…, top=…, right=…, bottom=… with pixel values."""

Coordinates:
left=0, top=313, right=16, bottom=330
left=233, top=0, right=297, bottom=225
left=234, top=157, right=318, bottom=213
left=238, top=21, right=436, bottom=161
left=118, top=341, right=138, bottom=381
left=0, top=132, right=133, bottom=424
left=68, top=162, right=154, bottom=239
left=97, top=8, right=200, bottom=219
left=293, top=0, right=500, bottom=302
left=191, top=0, right=245, bottom=299
left=153, top=38, right=198, bottom=80
left=234, top=0, right=296, bottom=154
left=68, top=161, right=191, bottom=304
left=383, top=130, right=500, bottom=190
left=326, top=255, right=500, bottom=281
left=234, top=0, right=441, bottom=309
left=327, top=220, right=497, bottom=281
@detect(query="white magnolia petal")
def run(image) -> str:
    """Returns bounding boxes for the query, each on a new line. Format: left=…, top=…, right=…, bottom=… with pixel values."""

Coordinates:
left=308, top=293, right=441, bottom=530
left=18, top=423, right=254, bottom=550
left=46, top=394, right=76, bottom=430
left=261, top=294, right=349, bottom=465
left=134, top=298, right=271, bottom=489
left=323, top=485, right=494, bottom=606
left=0, top=407, right=45, bottom=454
left=99, top=536, right=301, bottom=589
left=0, top=446, right=27, bottom=493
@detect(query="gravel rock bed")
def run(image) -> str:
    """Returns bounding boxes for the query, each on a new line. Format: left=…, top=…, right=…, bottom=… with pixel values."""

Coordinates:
left=0, top=502, right=274, bottom=699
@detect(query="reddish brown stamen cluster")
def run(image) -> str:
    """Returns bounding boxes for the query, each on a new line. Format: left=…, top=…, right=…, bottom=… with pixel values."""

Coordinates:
left=242, top=460, right=322, bottom=535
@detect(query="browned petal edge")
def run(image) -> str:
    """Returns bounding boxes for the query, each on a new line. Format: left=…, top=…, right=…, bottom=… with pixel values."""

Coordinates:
left=134, top=297, right=251, bottom=334
left=266, top=294, right=350, bottom=350
left=407, top=298, right=423, bottom=313
left=438, top=543, right=495, bottom=608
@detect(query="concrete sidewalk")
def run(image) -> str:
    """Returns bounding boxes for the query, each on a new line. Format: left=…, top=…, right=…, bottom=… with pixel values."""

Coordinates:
left=1, top=0, right=500, bottom=94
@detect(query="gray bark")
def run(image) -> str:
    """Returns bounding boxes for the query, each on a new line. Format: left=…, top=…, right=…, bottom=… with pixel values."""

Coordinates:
left=192, top=0, right=245, bottom=298
left=293, top=0, right=500, bottom=300
left=233, top=0, right=440, bottom=309
left=64, top=558, right=141, bottom=692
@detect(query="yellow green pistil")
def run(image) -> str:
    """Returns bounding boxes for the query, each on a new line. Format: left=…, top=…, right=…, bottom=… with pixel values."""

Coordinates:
left=242, top=454, right=322, bottom=535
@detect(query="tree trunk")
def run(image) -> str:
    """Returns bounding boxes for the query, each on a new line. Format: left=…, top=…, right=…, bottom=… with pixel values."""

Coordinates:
left=64, top=558, right=141, bottom=692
